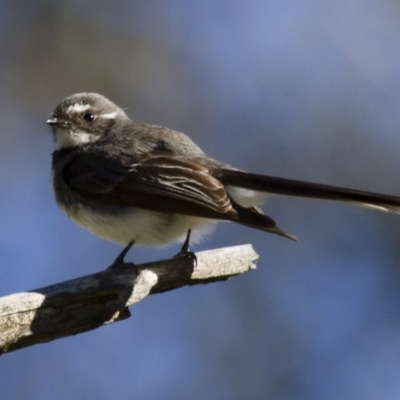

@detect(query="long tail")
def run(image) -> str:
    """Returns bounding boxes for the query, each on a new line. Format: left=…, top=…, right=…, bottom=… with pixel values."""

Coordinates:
left=220, top=169, right=400, bottom=214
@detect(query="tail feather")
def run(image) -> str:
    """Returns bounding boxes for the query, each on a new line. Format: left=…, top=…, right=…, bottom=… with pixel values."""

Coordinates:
left=233, top=202, right=297, bottom=241
left=220, top=169, right=400, bottom=214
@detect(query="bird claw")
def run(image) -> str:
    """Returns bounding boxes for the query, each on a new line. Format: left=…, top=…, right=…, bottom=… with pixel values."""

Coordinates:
left=107, top=241, right=137, bottom=271
left=173, top=229, right=197, bottom=265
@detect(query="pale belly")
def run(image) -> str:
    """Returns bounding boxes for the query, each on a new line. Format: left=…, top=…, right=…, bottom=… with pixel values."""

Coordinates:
left=64, top=204, right=216, bottom=246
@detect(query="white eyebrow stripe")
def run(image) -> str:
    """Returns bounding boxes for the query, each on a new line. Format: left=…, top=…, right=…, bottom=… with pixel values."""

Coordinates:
left=68, top=103, right=91, bottom=113
left=100, top=112, right=118, bottom=119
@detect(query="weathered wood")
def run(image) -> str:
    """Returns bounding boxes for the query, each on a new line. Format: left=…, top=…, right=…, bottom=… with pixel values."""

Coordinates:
left=0, top=245, right=258, bottom=355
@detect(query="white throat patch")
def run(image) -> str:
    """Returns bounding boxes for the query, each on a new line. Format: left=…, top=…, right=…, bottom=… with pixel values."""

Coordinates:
left=55, top=129, right=94, bottom=149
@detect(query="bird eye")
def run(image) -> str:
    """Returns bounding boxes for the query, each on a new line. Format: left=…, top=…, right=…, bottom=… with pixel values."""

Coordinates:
left=83, top=112, right=95, bottom=122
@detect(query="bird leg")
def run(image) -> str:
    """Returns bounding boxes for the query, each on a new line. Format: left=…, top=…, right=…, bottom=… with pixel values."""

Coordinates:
left=174, top=229, right=197, bottom=264
left=107, top=241, right=136, bottom=270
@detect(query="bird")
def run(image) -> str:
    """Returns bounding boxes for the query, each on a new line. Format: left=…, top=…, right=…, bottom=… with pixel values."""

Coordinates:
left=47, top=92, right=400, bottom=266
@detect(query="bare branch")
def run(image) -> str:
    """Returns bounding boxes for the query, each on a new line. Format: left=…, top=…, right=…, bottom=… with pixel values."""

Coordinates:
left=0, top=245, right=258, bottom=355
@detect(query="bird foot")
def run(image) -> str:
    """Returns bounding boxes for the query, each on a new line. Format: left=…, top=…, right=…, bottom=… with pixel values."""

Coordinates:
left=107, top=241, right=137, bottom=270
left=173, top=229, right=197, bottom=265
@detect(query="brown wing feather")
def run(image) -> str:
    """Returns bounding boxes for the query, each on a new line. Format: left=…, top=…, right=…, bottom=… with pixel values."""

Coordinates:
left=63, top=151, right=295, bottom=240
left=65, top=151, right=232, bottom=217
left=112, top=154, right=234, bottom=217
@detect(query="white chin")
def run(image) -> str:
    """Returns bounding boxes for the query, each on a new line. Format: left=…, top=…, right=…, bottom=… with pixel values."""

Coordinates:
left=55, top=129, right=94, bottom=149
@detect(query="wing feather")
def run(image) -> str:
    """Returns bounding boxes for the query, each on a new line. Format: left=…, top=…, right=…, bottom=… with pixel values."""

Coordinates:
left=64, top=152, right=233, bottom=217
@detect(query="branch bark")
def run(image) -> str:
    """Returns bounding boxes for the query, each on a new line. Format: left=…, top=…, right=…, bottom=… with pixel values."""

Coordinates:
left=0, top=244, right=258, bottom=355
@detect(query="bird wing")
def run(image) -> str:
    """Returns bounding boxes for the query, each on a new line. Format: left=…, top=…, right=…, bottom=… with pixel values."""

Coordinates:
left=63, top=151, right=295, bottom=240
left=63, top=151, right=233, bottom=217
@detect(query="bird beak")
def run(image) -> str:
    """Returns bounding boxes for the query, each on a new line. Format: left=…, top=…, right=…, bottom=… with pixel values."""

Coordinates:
left=46, top=118, right=61, bottom=126
left=46, top=117, right=68, bottom=128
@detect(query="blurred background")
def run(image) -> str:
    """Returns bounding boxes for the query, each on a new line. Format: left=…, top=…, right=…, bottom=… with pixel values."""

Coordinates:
left=1, top=1, right=400, bottom=399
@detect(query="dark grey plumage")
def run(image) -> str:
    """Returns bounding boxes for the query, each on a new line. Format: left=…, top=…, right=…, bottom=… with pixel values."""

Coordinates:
left=47, top=92, right=400, bottom=247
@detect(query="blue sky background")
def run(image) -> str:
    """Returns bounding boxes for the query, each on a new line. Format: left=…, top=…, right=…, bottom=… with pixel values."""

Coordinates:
left=2, top=1, right=400, bottom=399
